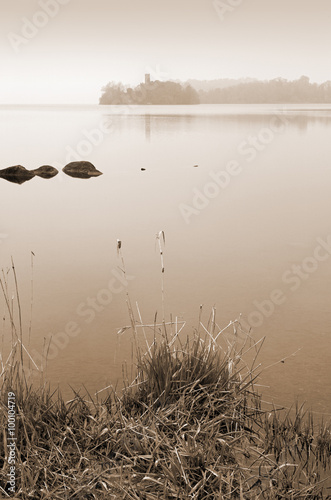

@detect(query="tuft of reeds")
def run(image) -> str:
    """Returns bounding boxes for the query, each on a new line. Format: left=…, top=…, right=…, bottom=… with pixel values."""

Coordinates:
left=1, top=318, right=330, bottom=498
left=0, top=247, right=330, bottom=499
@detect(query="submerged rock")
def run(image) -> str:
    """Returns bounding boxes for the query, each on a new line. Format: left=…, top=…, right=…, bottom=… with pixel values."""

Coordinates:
left=0, top=165, right=35, bottom=184
left=33, top=165, right=59, bottom=179
left=63, top=161, right=103, bottom=179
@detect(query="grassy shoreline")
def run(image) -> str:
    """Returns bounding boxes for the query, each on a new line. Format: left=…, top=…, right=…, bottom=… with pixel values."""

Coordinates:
left=0, top=319, right=330, bottom=499
left=0, top=245, right=330, bottom=498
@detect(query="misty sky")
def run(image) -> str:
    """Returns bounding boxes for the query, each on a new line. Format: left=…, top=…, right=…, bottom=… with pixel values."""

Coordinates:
left=1, top=0, right=331, bottom=104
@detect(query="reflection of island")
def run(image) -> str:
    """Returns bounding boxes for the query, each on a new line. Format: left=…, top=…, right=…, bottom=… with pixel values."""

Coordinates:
left=145, top=114, right=151, bottom=141
left=118, top=109, right=331, bottom=143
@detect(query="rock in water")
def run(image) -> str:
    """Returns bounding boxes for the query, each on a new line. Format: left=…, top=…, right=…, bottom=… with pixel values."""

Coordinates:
left=0, top=165, right=35, bottom=184
left=63, top=161, right=103, bottom=179
left=33, top=165, right=59, bottom=179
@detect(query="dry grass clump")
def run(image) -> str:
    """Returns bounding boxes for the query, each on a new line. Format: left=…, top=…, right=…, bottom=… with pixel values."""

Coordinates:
left=0, top=246, right=330, bottom=498
left=0, top=320, right=330, bottom=499
left=104, top=320, right=331, bottom=499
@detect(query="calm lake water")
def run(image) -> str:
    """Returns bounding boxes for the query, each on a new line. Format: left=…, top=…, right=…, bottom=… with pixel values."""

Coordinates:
left=0, top=104, right=331, bottom=417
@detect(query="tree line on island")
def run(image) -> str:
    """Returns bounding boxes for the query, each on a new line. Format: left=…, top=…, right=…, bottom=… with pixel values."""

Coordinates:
left=99, top=80, right=200, bottom=105
left=99, top=76, right=331, bottom=104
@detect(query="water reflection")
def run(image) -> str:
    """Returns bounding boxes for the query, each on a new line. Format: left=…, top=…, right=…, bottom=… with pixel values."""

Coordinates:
left=103, top=107, right=331, bottom=143
left=145, top=114, right=151, bottom=141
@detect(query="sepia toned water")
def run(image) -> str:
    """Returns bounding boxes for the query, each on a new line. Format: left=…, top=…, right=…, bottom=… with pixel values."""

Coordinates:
left=0, top=104, right=331, bottom=417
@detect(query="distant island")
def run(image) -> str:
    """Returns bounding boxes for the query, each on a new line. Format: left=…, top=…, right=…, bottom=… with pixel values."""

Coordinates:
left=99, top=74, right=331, bottom=105
left=99, top=74, right=199, bottom=105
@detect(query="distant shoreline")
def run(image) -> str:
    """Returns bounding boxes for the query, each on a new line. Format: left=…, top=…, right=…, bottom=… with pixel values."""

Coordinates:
left=99, top=76, right=331, bottom=105
left=2, top=102, right=331, bottom=108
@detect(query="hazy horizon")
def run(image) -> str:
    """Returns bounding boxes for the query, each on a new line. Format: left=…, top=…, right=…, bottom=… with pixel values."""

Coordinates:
left=1, top=75, right=331, bottom=107
left=1, top=0, right=331, bottom=105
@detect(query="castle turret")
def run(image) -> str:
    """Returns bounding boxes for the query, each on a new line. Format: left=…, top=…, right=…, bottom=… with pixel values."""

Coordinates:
left=145, top=73, right=150, bottom=85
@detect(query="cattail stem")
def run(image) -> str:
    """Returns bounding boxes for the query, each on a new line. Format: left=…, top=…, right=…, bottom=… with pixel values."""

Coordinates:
left=156, top=231, right=166, bottom=328
left=117, top=239, right=138, bottom=354
left=28, top=251, right=35, bottom=357
left=11, top=256, right=23, bottom=366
